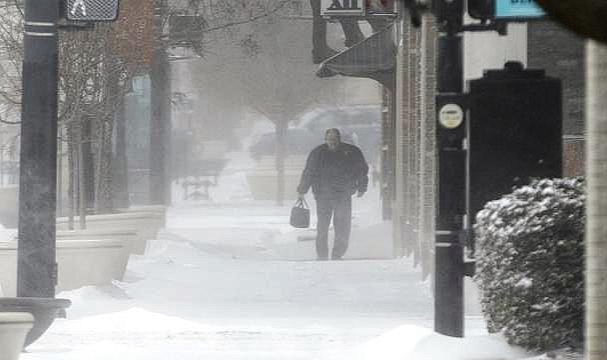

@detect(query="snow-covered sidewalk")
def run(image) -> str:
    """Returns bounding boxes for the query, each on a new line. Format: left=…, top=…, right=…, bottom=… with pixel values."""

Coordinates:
left=18, top=150, right=544, bottom=359
left=16, top=197, right=538, bottom=360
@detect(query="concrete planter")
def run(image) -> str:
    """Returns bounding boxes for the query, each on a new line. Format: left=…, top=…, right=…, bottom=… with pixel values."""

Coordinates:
left=0, top=312, right=33, bottom=359
left=0, top=186, right=18, bottom=228
left=57, top=228, right=137, bottom=250
left=0, top=242, right=17, bottom=297
left=57, top=209, right=165, bottom=255
left=0, top=298, right=70, bottom=348
left=0, top=238, right=129, bottom=297
left=118, top=205, right=167, bottom=228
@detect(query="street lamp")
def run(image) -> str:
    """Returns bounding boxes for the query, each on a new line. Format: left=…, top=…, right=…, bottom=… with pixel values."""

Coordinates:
left=0, top=0, right=120, bottom=348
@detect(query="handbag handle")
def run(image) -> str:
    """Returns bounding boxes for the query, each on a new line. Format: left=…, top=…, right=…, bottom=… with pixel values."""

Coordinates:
left=295, top=197, right=309, bottom=208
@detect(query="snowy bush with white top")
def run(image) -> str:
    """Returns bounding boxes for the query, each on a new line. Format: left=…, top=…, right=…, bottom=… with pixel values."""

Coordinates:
left=474, top=178, right=585, bottom=352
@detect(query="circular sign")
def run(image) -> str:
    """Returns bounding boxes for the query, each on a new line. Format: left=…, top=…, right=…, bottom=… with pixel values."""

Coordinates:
left=438, top=104, right=464, bottom=129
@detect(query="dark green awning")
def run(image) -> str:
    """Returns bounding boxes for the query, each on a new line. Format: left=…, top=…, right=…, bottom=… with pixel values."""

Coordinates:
left=316, top=23, right=396, bottom=89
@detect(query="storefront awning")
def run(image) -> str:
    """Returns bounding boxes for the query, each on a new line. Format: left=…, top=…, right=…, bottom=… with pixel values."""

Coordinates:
left=316, top=23, right=396, bottom=90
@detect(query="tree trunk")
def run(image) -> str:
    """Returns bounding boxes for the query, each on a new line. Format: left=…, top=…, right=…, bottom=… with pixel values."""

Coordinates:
left=95, top=56, right=122, bottom=213
left=112, top=94, right=130, bottom=209
left=82, top=114, right=96, bottom=211
left=585, top=39, right=607, bottom=360
left=78, top=124, right=86, bottom=229
left=150, top=0, right=171, bottom=206
left=275, top=121, right=287, bottom=206
left=95, top=115, right=114, bottom=213
left=66, top=124, right=75, bottom=230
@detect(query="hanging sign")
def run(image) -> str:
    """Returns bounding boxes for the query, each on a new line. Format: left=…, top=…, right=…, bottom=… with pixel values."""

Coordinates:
left=320, top=0, right=366, bottom=16
left=495, top=0, right=545, bottom=19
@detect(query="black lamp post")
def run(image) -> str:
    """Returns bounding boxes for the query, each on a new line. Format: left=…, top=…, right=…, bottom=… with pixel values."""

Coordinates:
left=18, top=0, right=61, bottom=299
left=432, top=0, right=467, bottom=337
left=0, top=0, right=120, bottom=348
left=0, top=0, right=70, bottom=349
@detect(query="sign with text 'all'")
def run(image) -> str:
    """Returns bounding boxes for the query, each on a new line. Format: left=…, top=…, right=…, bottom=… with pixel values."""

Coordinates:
left=65, top=0, right=120, bottom=21
left=321, top=0, right=365, bottom=16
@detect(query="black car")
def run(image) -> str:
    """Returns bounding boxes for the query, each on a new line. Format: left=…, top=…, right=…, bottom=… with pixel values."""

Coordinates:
left=296, top=105, right=382, bottom=164
left=249, top=128, right=319, bottom=160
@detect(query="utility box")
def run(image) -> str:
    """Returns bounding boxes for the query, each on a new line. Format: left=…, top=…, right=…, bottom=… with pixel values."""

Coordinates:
left=468, top=61, right=562, bottom=226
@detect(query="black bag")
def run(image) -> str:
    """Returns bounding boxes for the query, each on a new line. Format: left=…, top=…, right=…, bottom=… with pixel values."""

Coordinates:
left=290, top=198, right=310, bottom=228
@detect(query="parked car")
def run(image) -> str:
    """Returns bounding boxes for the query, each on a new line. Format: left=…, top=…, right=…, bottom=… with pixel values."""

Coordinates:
left=296, top=105, right=382, bottom=165
left=249, top=127, right=318, bottom=160
left=249, top=105, right=382, bottom=165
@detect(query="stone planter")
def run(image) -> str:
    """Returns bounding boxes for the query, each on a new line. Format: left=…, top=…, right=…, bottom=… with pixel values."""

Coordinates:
left=0, top=186, right=18, bottom=228
left=57, top=210, right=164, bottom=255
left=0, top=312, right=33, bottom=359
left=55, top=239, right=130, bottom=291
left=118, top=205, right=167, bottom=228
left=0, top=238, right=129, bottom=297
left=0, top=298, right=70, bottom=348
left=57, top=228, right=137, bottom=251
left=0, top=242, right=17, bottom=297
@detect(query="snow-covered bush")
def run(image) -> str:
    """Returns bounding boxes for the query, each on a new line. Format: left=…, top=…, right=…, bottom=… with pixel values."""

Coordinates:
left=474, top=178, right=585, bottom=352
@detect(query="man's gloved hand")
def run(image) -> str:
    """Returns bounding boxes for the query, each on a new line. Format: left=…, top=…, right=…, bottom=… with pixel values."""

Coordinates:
left=356, top=191, right=365, bottom=198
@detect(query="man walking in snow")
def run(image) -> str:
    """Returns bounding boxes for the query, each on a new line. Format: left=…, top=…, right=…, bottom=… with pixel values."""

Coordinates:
left=297, top=128, right=369, bottom=260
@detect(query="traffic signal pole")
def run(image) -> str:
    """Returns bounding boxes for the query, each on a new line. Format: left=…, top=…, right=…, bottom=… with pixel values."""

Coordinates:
left=17, top=0, right=60, bottom=297
left=433, top=0, right=467, bottom=337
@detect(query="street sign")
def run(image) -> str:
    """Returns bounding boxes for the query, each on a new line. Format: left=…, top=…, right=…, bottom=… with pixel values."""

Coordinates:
left=439, top=104, right=464, bottom=129
left=495, top=0, right=545, bottom=19
left=65, top=0, right=120, bottom=21
left=320, top=0, right=365, bottom=16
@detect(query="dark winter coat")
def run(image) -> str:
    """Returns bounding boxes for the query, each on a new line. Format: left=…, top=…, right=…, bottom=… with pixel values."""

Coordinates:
left=297, top=142, right=369, bottom=200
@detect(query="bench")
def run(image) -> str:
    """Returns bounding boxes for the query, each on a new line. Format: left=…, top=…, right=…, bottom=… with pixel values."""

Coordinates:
left=181, top=158, right=228, bottom=200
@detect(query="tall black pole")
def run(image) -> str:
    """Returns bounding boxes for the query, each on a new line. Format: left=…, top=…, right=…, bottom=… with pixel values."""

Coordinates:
left=433, top=0, right=466, bottom=337
left=18, top=0, right=60, bottom=298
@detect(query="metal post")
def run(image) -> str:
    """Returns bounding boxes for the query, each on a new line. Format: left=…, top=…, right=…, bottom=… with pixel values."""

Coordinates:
left=17, top=0, right=60, bottom=298
left=434, top=0, right=466, bottom=337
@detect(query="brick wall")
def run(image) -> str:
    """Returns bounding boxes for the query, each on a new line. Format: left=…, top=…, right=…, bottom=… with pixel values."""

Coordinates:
left=527, top=21, right=585, bottom=136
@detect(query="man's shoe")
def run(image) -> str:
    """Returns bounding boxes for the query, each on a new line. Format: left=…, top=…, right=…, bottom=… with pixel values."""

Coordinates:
left=317, top=256, right=328, bottom=261
left=331, top=255, right=343, bottom=260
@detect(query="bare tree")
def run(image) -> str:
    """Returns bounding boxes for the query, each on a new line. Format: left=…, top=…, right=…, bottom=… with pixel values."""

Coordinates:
left=0, top=1, right=146, bottom=219
left=0, top=0, right=344, bottom=210
left=183, top=12, right=350, bottom=204
left=157, top=0, right=350, bottom=204
left=59, top=22, right=142, bottom=217
left=0, top=1, right=22, bottom=125
left=236, top=19, right=347, bottom=205
left=0, top=1, right=24, bottom=191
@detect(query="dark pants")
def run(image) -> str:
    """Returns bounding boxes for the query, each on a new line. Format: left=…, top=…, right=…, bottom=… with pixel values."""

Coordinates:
left=315, top=196, right=352, bottom=259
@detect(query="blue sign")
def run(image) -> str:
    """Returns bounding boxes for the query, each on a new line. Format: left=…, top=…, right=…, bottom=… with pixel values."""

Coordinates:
left=495, top=0, right=545, bottom=19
